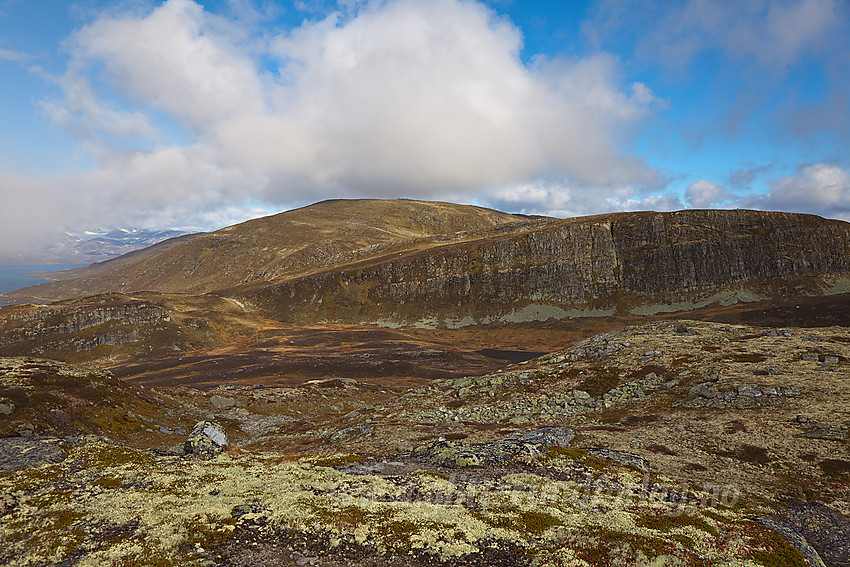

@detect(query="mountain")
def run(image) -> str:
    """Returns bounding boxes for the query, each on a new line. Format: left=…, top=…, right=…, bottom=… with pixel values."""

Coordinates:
left=2, top=227, right=195, bottom=264
left=2, top=199, right=850, bottom=567
left=3, top=199, right=537, bottom=301
left=6, top=200, right=850, bottom=328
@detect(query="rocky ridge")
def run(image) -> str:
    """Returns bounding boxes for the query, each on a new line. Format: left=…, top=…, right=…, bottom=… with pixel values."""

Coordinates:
left=5, top=203, right=850, bottom=329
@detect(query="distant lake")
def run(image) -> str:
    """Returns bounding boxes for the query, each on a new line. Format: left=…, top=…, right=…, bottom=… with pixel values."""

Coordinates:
left=0, top=264, right=87, bottom=305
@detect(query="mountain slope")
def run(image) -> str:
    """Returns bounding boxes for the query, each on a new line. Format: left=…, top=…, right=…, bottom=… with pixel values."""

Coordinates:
left=5, top=202, right=850, bottom=328
left=6, top=199, right=535, bottom=301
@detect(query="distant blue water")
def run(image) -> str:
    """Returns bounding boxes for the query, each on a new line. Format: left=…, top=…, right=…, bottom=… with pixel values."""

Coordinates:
left=0, top=264, right=87, bottom=305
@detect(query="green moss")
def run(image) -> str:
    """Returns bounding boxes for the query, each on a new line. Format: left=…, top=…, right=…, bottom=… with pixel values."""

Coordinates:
left=29, top=490, right=76, bottom=510
left=381, top=519, right=420, bottom=554
left=112, top=539, right=198, bottom=567
left=512, top=511, right=562, bottom=536
left=181, top=514, right=236, bottom=549
left=672, top=534, right=695, bottom=550
left=563, top=525, right=712, bottom=567
left=6, top=464, right=65, bottom=491
left=636, top=511, right=719, bottom=537
left=469, top=508, right=561, bottom=536
left=415, top=469, right=450, bottom=481
left=23, top=510, right=87, bottom=557
left=94, top=476, right=123, bottom=490
left=308, top=453, right=367, bottom=467
left=305, top=499, right=380, bottom=528
left=572, top=526, right=670, bottom=564
left=82, top=443, right=156, bottom=470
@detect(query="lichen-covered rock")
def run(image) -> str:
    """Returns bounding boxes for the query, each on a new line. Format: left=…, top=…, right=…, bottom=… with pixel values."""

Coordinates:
left=329, top=423, right=375, bottom=442
left=511, top=427, right=574, bottom=448
left=687, top=382, right=719, bottom=399
left=748, top=515, right=827, bottom=567
left=209, top=395, right=237, bottom=411
left=780, top=502, right=850, bottom=567
left=184, top=420, right=228, bottom=458
left=793, top=416, right=849, bottom=441
left=585, top=448, right=650, bottom=473
left=412, top=427, right=575, bottom=468
left=0, top=400, right=14, bottom=415
left=0, top=493, right=16, bottom=516
left=0, top=437, right=66, bottom=474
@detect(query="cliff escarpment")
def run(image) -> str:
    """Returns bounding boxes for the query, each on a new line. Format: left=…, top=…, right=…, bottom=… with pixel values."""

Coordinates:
left=235, top=209, right=850, bottom=326
left=4, top=202, right=850, bottom=328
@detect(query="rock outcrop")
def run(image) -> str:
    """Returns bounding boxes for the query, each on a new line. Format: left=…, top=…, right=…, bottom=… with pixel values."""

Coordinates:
left=184, top=420, right=228, bottom=459
left=244, top=208, right=850, bottom=326
left=411, top=427, right=575, bottom=468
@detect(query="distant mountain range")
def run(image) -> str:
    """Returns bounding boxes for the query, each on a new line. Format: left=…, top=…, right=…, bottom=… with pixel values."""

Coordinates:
left=9, top=228, right=194, bottom=265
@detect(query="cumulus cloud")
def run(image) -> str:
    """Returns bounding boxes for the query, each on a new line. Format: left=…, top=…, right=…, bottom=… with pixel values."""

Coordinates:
left=685, top=179, right=730, bottom=208
left=478, top=180, right=681, bottom=219
left=0, top=0, right=664, bottom=258
left=744, top=163, right=850, bottom=220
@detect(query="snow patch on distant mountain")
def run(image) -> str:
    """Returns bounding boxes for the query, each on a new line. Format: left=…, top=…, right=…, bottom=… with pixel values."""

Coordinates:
left=8, top=228, right=192, bottom=264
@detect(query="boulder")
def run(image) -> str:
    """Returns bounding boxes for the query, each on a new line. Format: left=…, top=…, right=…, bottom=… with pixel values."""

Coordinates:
left=209, top=395, right=237, bottom=411
left=329, top=423, right=375, bottom=442
left=512, top=427, right=574, bottom=448
left=586, top=448, right=650, bottom=473
left=1, top=493, right=16, bottom=516
left=0, top=400, right=14, bottom=415
left=0, top=437, right=66, bottom=474
left=184, top=421, right=228, bottom=459
left=687, top=382, right=719, bottom=399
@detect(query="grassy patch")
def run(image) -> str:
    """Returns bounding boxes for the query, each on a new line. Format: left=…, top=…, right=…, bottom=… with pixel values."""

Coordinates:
left=81, top=443, right=156, bottom=470
left=94, top=476, right=123, bottom=490
left=308, top=453, right=367, bottom=468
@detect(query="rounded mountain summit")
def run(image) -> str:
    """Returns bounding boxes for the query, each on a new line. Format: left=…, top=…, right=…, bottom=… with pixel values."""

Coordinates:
left=7, top=199, right=850, bottom=328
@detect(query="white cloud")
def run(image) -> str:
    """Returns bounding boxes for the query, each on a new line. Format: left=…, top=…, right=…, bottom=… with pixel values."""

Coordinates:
left=0, top=46, right=28, bottom=62
left=67, top=0, right=266, bottom=133
left=1, top=0, right=667, bottom=260
left=478, top=180, right=681, bottom=219
left=591, top=0, right=846, bottom=69
left=685, top=179, right=730, bottom=208
left=744, top=163, right=850, bottom=220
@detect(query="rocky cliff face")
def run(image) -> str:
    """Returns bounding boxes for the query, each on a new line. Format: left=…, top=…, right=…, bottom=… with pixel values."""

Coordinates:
left=0, top=294, right=233, bottom=361
left=5, top=203, right=850, bottom=328
left=240, top=209, right=850, bottom=326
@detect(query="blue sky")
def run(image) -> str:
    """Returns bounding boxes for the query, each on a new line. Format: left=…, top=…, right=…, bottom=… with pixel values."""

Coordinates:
left=0, top=0, right=849, bottom=259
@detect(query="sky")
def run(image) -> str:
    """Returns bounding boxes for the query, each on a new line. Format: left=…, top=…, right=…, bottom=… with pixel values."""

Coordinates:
left=0, top=0, right=849, bottom=260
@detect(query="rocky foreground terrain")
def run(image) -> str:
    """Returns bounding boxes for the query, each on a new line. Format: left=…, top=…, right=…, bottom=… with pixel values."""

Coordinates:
left=1, top=320, right=848, bottom=566
left=1, top=201, right=849, bottom=566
